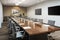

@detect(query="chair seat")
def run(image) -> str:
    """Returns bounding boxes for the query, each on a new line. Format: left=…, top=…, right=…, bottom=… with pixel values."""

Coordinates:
left=16, top=31, right=24, bottom=38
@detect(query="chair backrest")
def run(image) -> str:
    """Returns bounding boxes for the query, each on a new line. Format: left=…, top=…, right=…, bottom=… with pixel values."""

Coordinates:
left=31, top=18, right=34, bottom=21
left=27, top=17, right=30, bottom=19
left=38, top=19, right=43, bottom=23
left=48, top=20, right=55, bottom=26
left=15, top=26, right=20, bottom=32
left=33, top=18, right=37, bottom=22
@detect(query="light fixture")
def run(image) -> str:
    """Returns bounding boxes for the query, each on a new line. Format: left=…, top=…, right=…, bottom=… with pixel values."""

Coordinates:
left=22, top=0, right=25, bottom=2
left=15, top=0, right=25, bottom=5
left=15, top=2, right=22, bottom=5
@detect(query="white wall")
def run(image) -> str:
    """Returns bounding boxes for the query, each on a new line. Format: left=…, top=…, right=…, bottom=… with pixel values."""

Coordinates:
left=0, top=2, right=3, bottom=28
left=27, top=0, right=60, bottom=27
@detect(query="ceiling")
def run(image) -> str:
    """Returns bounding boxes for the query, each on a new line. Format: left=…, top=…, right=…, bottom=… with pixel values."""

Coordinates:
left=0, top=0, right=48, bottom=7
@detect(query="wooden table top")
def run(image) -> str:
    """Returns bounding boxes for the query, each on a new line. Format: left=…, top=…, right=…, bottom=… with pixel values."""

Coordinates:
left=11, top=17, right=60, bottom=36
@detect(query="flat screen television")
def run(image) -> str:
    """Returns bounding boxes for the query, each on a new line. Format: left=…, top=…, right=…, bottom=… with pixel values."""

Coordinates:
left=35, top=9, right=41, bottom=15
left=48, top=6, right=60, bottom=15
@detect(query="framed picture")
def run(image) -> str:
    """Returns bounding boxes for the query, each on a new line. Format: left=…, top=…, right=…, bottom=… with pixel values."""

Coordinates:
left=35, top=9, right=42, bottom=15
left=12, top=9, right=19, bottom=14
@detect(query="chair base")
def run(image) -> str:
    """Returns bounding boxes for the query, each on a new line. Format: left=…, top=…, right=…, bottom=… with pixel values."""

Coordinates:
left=48, top=36, right=55, bottom=40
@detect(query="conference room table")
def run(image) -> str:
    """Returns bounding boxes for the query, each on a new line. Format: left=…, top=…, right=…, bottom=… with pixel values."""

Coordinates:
left=10, top=17, right=60, bottom=40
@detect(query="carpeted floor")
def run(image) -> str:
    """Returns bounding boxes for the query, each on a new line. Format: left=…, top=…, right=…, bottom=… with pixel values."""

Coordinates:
left=0, top=22, right=9, bottom=40
left=50, top=31, right=60, bottom=40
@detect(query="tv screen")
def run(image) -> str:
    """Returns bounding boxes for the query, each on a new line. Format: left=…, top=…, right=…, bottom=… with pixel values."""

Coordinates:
left=48, top=6, right=60, bottom=15
left=35, top=9, right=41, bottom=15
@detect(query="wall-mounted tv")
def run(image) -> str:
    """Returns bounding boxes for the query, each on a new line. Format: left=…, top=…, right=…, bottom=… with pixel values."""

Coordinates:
left=48, top=6, right=60, bottom=15
left=35, top=9, right=41, bottom=15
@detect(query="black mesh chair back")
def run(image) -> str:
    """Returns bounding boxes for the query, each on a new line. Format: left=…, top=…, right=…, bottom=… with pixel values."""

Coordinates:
left=48, top=20, right=55, bottom=26
left=33, top=18, right=38, bottom=22
left=38, top=19, right=43, bottom=23
left=30, top=18, right=33, bottom=20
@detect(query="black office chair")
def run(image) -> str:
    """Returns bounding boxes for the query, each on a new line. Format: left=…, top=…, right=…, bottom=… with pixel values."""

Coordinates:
left=8, top=18, right=11, bottom=28
left=26, top=17, right=30, bottom=19
left=31, top=18, right=33, bottom=20
left=15, top=26, right=20, bottom=32
left=8, top=19, right=16, bottom=40
left=47, top=20, right=55, bottom=40
left=38, top=19, right=43, bottom=23
left=13, top=22, right=25, bottom=40
left=47, top=20, right=55, bottom=26
left=8, top=18, right=13, bottom=34
left=32, top=18, right=38, bottom=22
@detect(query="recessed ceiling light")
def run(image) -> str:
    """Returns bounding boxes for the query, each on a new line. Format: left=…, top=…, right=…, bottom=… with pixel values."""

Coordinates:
left=15, top=2, right=22, bottom=5
left=15, top=3, right=19, bottom=5
left=15, top=0, right=25, bottom=5
left=22, top=0, right=25, bottom=1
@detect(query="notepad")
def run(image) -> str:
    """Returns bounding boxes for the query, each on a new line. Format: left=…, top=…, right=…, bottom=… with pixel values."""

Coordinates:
left=23, top=26, right=31, bottom=29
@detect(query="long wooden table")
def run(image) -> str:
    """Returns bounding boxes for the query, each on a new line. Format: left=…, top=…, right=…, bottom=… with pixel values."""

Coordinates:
left=11, top=17, right=60, bottom=40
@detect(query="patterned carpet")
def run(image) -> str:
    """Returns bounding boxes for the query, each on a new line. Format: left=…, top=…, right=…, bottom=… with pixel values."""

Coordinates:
left=0, top=22, right=9, bottom=40
left=50, top=31, right=60, bottom=40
